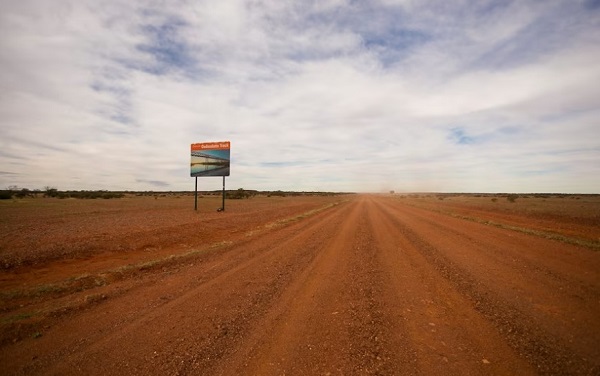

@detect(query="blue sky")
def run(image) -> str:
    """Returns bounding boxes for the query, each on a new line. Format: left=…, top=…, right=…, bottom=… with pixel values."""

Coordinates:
left=0, top=0, right=599, bottom=193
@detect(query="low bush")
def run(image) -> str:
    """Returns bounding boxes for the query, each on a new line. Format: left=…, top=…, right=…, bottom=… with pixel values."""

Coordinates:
left=0, top=190, right=13, bottom=200
left=507, top=194, right=518, bottom=203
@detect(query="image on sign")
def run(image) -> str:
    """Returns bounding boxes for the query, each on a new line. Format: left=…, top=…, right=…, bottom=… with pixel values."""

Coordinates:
left=191, top=142, right=230, bottom=177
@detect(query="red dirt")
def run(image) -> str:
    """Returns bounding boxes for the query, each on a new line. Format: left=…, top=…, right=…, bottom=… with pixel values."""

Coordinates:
left=1, top=195, right=599, bottom=375
left=402, top=194, right=600, bottom=243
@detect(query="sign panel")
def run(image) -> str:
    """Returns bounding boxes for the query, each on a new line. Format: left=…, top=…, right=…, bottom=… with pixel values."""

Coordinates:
left=190, top=141, right=230, bottom=177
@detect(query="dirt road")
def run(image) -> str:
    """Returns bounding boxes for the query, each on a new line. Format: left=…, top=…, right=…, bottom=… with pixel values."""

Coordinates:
left=1, top=195, right=599, bottom=375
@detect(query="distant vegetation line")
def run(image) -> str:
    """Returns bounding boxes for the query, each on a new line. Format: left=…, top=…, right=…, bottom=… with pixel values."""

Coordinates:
left=0, top=186, right=350, bottom=200
left=3, top=187, right=596, bottom=201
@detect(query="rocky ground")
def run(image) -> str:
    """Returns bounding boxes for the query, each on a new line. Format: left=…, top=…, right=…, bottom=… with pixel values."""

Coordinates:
left=1, top=194, right=598, bottom=375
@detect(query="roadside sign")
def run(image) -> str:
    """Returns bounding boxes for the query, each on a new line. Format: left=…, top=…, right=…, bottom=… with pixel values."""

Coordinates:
left=190, top=141, right=230, bottom=177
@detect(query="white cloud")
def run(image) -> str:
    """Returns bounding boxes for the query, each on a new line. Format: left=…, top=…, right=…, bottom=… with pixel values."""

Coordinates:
left=0, top=0, right=599, bottom=193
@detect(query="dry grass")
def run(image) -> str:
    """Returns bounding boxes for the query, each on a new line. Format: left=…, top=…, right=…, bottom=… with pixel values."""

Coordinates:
left=398, top=193, right=600, bottom=249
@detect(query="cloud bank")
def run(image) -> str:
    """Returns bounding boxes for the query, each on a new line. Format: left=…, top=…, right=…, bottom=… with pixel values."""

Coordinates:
left=1, top=0, right=599, bottom=193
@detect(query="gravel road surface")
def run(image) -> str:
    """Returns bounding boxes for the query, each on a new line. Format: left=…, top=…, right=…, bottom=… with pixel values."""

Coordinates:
left=1, top=195, right=599, bottom=375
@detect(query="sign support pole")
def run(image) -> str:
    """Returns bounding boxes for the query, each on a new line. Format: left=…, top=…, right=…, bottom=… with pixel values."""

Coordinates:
left=222, top=176, right=226, bottom=211
left=194, top=176, right=198, bottom=211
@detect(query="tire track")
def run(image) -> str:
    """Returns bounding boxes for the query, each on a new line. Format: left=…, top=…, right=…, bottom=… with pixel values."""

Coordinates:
left=2, top=195, right=599, bottom=375
left=373, top=197, right=600, bottom=375
left=218, top=197, right=414, bottom=375
left=386, top=199, right=600, bottom=295
left=4, top=201, right=353, bottom=375
left=364, top=196, right=535, bottom=375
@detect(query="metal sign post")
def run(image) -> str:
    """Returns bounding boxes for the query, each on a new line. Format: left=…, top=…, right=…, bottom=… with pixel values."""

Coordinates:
left=222, top=176, right=226, bottom=211
left=194, top=177, right=198, bottom=211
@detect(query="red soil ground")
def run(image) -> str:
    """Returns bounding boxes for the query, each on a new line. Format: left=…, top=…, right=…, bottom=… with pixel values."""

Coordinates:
left=1, top=194, right=599, bottom=375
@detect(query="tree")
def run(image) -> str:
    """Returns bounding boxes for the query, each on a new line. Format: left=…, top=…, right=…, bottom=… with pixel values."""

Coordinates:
left=229, top=188, right=250, bottom=199
left=44, top=186, right=59, bottom=197
left=14, top=188, right=32, bottom=198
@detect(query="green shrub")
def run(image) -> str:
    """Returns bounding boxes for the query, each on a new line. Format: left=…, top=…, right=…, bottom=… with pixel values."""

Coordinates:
left=44, top=187, right=59, bottom=197
left=0, top=190, right=13, bottom=200
left=228, top=188, right=250, bottom=199
left=14, top=188, right=33, bottom=198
